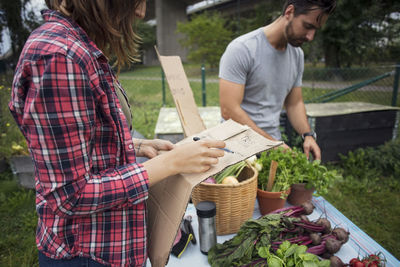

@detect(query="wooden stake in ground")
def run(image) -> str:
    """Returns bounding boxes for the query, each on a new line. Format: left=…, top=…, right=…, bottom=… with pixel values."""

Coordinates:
left=266, top=160, right=278, bottom=191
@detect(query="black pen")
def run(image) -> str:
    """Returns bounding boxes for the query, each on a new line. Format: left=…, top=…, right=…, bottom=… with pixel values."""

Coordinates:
left=193, top=136, right=234, bottom=154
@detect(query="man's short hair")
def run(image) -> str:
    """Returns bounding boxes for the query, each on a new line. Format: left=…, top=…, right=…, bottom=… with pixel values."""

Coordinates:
left=282, top=0, right=337, bottom=18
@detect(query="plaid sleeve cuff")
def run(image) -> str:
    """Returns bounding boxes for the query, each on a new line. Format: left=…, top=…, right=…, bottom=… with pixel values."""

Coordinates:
left=119, top=162, right=149, bottom=205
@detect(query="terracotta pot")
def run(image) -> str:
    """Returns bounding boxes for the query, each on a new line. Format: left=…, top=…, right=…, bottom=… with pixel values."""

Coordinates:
left=287, top=183, right=315, bottom=206
left=257, top=188, right=291, bottom=215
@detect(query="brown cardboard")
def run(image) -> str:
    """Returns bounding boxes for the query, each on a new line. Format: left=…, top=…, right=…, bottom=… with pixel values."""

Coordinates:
left=147, top=119, right=282, bottom=266
left=147, top=51, right=282, bottom=266
left=155, top=47, right=206, bottom=137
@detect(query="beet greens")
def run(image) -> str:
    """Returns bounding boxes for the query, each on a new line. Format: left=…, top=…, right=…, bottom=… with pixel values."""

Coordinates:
left=208, top=205, right=350, bottom=267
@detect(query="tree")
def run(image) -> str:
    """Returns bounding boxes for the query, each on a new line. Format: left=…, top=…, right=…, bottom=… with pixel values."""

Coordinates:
left=0, top=0, right=41, bottom=63
left=321, top=0, right=400, bottom=68
left=137, top=21, right=156, bottom=53
left=177, top=11, right=233, bottom=68
left=232, top=1, right=282, bottom=37
left=234, top=0, right=400, bottom=68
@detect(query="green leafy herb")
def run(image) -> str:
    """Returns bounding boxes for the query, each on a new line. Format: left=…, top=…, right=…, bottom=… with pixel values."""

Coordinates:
left=257, top=147, right=342, bottom=195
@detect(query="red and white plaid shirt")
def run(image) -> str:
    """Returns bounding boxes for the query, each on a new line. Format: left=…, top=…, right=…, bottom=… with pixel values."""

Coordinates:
left=9, top=10, right=149, bottom=267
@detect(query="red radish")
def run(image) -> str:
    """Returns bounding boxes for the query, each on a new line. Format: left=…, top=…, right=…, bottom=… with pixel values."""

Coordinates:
left=203, top=177, right=216, bottom=184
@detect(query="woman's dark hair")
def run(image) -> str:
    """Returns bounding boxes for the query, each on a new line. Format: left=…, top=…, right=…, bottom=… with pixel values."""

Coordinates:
left=282, top=0, right=336, bottom=20
left=45, top=0, right=145, bottom=72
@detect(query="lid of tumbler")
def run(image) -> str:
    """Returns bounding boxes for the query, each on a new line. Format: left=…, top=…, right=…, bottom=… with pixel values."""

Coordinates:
left=196, top=201, right=216, bottom=218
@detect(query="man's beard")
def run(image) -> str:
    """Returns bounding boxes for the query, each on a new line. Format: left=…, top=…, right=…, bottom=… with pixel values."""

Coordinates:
left=285, top=20, right=308, bottom=47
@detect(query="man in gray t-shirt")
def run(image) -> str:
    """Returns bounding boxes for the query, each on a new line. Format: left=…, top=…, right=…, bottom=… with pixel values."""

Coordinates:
left=219, top=0, right=336, bottom=160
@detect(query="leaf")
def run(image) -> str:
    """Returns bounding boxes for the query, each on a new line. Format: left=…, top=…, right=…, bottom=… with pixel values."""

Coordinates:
left=287, top=258, right=295, bottom=267
left=284, top=244, right=298, bottom=258
left=279, top=241, right=291, bottom=252
left=299, top=253, right=319, bottom=262
left=295, top=245, right=308, bottom=256
left=302, top=260, right=319, bottom=267
left=318, top=260, right=331, bottom=267
left=268, top=256, right=283, bottom=267
left=258, top=246, right=270, bottom=259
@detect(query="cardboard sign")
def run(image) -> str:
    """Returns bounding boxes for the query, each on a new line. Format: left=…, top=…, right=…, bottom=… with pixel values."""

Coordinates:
left=146, top=50, right=283, bottom=266
left=147, top=119, right=282, bottom=266
left=155, top=47, right=206, bottom=137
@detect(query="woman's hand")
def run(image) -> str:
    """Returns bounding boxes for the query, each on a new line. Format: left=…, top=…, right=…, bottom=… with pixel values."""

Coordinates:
left=133, top=138, right=175, bottom=159
left=143, top=139, right=226, bottom=186
left=168, top=139, right=226, bottom=174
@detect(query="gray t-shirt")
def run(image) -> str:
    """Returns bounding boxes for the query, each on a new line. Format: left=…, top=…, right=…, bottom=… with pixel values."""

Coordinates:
left=219, top=27, right=304, bottom=140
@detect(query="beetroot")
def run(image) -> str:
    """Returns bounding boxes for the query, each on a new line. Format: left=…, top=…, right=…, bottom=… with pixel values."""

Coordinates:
left=330, top=255, right=344, bottom=267
left=332, top=227, right=350, bottom=243
left=301, top=201, right=315, bottom=215
left=325, top=238, right=342, bottom=254
left=320, top=252, right=332, bottom=259
left=315, top=218, right=331, bottom=234
left=310, top=232, right=322, bottom=245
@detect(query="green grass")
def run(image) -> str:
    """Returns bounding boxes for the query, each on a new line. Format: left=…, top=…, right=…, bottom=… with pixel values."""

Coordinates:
left=323, top=175, right=400, bottom=257
left=0, top=170, right=38, bottom=267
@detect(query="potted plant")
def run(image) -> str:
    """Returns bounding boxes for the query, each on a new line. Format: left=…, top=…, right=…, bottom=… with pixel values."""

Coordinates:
left=256, top=152, right=293, bottom=215
left=257, top=147, right=341, bottom=206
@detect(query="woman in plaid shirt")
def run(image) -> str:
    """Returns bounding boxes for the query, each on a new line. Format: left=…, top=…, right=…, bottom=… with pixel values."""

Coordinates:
left=9, top=0, right=226, bottom=266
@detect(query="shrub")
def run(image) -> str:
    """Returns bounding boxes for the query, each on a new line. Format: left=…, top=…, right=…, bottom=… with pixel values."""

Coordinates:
left=0, top=78, right=29, bottom=160
left=339, top=138, right=400, bottom=179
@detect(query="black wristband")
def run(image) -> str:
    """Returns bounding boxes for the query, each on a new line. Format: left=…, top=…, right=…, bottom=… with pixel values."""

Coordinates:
left=301, top=131, right=317, bottom=141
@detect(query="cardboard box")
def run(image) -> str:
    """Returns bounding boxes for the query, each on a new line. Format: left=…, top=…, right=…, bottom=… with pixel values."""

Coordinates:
left=147, top=50, right=282, bottom=266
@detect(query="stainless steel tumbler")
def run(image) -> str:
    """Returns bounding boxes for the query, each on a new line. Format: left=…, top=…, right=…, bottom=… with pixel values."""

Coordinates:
left=196, top=201, right=217, bottom=255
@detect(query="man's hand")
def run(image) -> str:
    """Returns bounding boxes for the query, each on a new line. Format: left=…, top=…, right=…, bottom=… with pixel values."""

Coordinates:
left=303, top=136, right=321, bottom=160
left=134, top=139, right=175, bottom=159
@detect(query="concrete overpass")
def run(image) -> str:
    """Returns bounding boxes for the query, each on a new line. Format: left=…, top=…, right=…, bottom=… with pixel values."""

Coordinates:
left=144, top=0, right=203, bottom=64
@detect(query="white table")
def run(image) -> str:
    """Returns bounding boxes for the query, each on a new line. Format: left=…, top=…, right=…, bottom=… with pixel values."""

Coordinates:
left=147, top=196, right=400, bottom=267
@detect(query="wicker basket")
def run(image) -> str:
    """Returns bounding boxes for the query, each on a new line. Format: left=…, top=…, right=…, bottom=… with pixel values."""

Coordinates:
left=191, top=165, right=258, bottom=235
